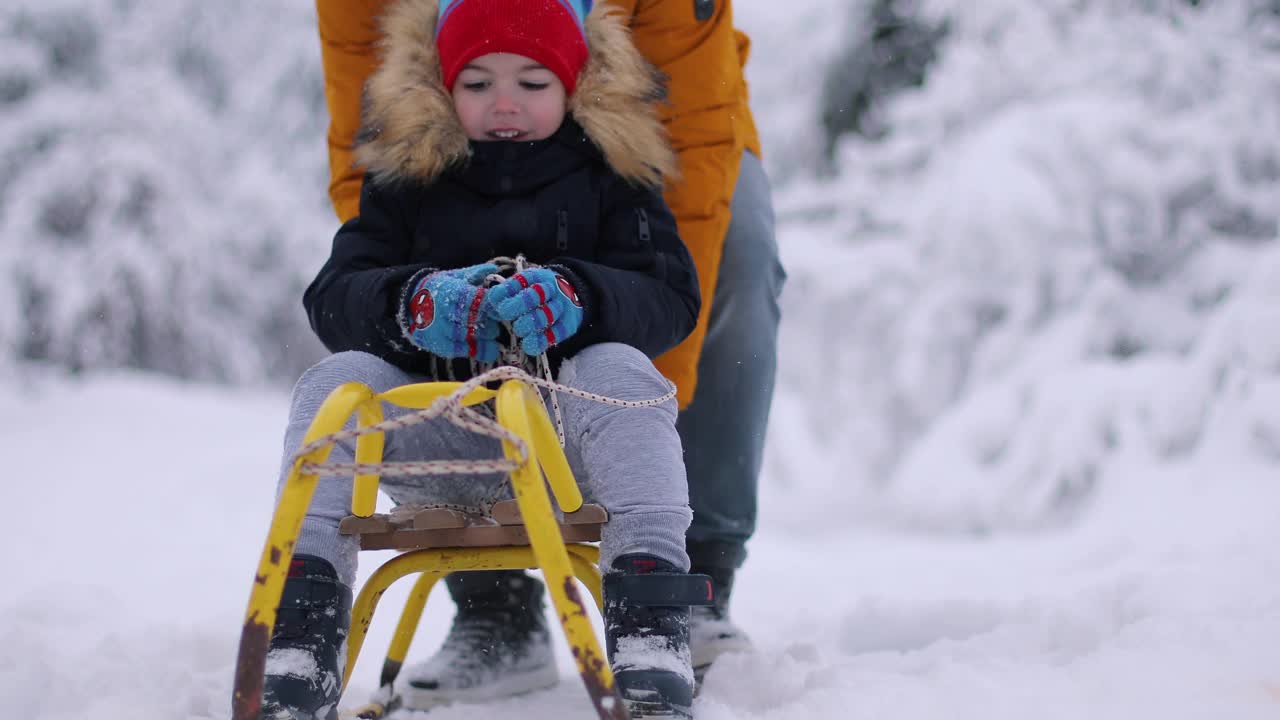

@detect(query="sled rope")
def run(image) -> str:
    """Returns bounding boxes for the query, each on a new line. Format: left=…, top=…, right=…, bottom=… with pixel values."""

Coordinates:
left=292, top=363, right=676, bottom=479
left=476, top=255, right=568, bottom=445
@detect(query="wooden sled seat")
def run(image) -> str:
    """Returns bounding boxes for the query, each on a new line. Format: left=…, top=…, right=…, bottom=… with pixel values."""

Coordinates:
left=338, top=500, right=607, bottom=551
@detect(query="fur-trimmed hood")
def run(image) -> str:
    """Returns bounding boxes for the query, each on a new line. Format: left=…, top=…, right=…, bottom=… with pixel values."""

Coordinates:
left=356, top=0, right=677, bottom=189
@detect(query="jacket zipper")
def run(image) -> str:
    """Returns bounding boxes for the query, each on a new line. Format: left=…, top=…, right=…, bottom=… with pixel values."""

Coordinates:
left=636, top=208, right=651, bottom=246
left=556, top=209, right=569, bottom=251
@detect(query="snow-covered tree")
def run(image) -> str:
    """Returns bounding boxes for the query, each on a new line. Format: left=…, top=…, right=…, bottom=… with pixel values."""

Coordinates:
left=0, top=1, right=332, bottom=383
left=769, top=0, right=1280, bottom=531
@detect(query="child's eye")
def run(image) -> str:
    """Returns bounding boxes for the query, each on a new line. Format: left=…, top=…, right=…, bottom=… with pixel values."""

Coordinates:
left=519, top=81, right=549, bottom=91
left=461, top=80, right=490, bottom=91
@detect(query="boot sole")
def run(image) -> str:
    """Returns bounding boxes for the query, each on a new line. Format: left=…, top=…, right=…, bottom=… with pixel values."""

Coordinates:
left=614, top=669, right=695, bottom=719
left=623, top=696, right=693, bottom=719
left=397, top=663, right=559, bottom=710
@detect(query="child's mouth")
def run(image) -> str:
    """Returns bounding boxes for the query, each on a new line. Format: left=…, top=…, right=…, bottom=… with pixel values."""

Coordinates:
left=488, top=129, right=525, bottom=140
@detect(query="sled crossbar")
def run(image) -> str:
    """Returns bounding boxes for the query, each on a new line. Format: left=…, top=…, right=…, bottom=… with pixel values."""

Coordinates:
left=339, top=499, right=607, bottom=550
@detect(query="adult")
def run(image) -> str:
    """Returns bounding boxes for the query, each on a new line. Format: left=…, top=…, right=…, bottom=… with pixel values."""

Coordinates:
left=314, top=0, right=784, bottom=702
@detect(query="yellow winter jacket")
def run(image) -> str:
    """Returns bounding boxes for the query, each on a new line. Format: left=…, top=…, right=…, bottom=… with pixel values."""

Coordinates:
left=316, top=0, right=761, bottom=407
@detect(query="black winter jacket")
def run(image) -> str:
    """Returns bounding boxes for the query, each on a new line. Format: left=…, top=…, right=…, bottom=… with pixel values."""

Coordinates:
left=303, top=119, right=701, bottom=378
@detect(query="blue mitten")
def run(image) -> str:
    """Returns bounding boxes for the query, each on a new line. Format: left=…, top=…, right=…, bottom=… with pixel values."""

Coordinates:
left=400, top=263, right=500, bottom=362
left=486, top=268, right=585, bottom=356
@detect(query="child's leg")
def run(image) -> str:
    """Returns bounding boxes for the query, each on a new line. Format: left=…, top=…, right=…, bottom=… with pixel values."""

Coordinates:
left=555, top=343, right=692, bottom=571
left=276, top=351, right=422, bottom=586
left=277, top=350, right=509, bottom=587
left=262, top=351, right=425, bottom=718
left=557, top=344, right=708, bottom=718
left=265, top=350, right=519, bottom=717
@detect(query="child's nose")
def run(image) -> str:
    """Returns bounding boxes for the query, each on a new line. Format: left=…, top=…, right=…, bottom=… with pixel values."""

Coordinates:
left=492, top=92, right=518, bottom=113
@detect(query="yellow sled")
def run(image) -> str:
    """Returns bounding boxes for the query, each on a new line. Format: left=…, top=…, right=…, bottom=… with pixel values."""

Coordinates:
left=230, top=375, right=630, bottom=720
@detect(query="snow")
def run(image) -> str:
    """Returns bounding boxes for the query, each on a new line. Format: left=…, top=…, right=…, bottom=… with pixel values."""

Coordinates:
left=612, top=635, right=694, bottom=684
left=4, top=0, right=1280, bottom=718
left=2, top=367, right=1277, bottom=718
left=265, top=649, right=322, bottom=684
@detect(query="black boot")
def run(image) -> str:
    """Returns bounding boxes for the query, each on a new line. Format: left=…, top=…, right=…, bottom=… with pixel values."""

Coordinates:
left=258, top=555, right=352, bottom=720
left=688, top=564, right=752, bottom=683
left=604, top=555, right=714, bottom=719
left=399, top=570, right=556, bottom=710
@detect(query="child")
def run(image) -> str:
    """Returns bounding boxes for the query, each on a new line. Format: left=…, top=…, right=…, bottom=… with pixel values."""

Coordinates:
left=255, top=0, right=711, bottom=718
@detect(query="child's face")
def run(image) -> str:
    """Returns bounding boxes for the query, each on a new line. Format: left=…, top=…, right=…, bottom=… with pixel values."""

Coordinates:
left=451, top=53, right=567, bottom=142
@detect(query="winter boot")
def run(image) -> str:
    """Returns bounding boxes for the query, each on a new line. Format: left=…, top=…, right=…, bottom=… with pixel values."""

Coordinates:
left=399, top=570, right=557, bottom=710
left=258, top=554, right=352, bottom=720
left=688, top=564, right=752, bottom=684
left=604, top=554, right=714, bottom=719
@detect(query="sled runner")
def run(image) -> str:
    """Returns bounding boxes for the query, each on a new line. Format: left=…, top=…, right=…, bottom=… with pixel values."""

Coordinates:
left=230, top=372, right=630, bottom=720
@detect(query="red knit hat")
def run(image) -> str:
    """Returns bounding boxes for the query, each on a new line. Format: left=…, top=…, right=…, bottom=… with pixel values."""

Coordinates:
left=436, top=0, right=591, bottom=95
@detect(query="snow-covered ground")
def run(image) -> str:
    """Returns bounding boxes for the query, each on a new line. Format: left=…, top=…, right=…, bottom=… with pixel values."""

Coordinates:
left=2, top=357, right=1278, bottom=719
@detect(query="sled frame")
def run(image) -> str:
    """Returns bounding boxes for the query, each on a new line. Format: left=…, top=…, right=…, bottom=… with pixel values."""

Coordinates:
left=230, top=378, right=627, bottom=720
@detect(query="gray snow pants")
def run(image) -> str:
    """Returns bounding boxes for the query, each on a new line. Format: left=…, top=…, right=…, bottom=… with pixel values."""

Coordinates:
left=277, top=344, right=692, bottom=587
left=679, top=150, right=785, bottom=569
